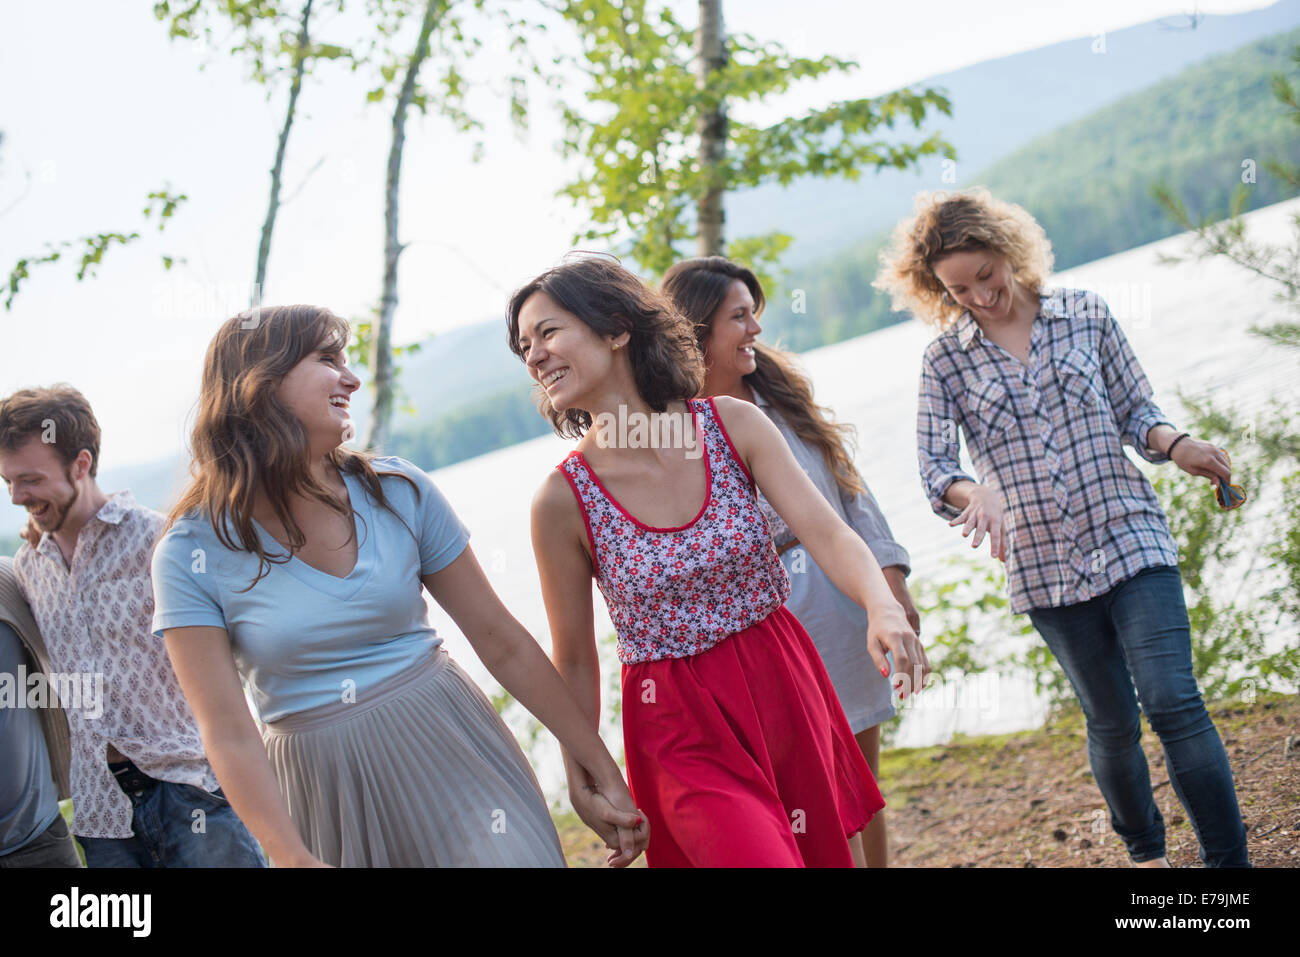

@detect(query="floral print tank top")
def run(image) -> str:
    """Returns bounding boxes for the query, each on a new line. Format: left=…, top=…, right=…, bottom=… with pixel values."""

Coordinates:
left=558, top=397, right=791, bottom=665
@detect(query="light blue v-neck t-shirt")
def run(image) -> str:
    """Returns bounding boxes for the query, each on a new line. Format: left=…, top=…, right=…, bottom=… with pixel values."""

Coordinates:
left=151, top=456, right=470, bottom=723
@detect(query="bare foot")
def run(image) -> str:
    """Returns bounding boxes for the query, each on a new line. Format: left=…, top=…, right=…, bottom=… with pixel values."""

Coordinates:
left=1134, top=856, right=1172, bottom=868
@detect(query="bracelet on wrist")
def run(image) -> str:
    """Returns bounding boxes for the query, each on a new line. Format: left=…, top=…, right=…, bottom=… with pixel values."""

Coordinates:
left=1165, top=432, right=1191, bottom=458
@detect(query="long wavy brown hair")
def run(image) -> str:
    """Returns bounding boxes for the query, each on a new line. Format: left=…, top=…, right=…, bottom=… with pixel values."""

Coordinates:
left=169, top=304, right=416, bottom=589
left=506, top=254, right=704, bottom=438
left=661, top=256, right=866, bottom=498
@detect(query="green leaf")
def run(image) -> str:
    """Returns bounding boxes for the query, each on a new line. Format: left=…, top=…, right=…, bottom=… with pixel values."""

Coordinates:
left=554, top=0, right=954, bottom=278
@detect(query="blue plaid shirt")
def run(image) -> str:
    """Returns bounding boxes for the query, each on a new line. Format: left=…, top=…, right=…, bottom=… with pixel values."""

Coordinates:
left=917, top=288, right=1180, bottom=613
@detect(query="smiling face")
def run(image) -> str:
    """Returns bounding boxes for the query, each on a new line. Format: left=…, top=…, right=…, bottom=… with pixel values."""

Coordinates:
left=274, top=343, right=362, bottom=452
left=700, top=279, right=761, bottom=391
left=0, top=438, right=85, bottom=534
left=930, top=249, right=1018, bottom=322
left=516, top=291, right=626, bottom=413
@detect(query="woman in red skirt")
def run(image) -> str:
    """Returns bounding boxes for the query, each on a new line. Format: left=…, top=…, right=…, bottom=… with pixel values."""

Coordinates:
left=509, top=256, right=929, bottom=867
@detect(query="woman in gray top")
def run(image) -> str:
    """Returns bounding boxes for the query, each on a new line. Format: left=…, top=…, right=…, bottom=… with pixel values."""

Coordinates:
left=663, top=257, right=922, bottom=867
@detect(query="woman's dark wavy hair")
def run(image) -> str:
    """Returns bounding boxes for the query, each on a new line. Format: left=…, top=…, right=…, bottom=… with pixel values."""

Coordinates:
left=662, top=256, right=867, bottom=498
left=506, top=254, right=704, bottom=438
left=169, top=304, right=417, bottom=589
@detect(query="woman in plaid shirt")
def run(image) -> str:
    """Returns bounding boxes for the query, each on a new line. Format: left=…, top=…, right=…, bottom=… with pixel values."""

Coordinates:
left=876, top=188, right=1249, bottom=867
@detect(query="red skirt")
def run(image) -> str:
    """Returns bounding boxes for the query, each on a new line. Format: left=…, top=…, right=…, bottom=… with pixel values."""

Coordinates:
left=620, top=604, right=885, bottom=867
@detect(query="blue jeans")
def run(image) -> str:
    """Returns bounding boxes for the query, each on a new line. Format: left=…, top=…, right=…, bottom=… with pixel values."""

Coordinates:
left=0, top=813, right=83, bottom=868
left=1027, top=565, right=1249, bottom=867
left=78, top=762, right=265, bottom=868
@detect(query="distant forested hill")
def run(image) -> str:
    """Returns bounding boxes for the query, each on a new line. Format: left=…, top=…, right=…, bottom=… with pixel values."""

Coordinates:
left=389, top=28, right=1300, bottom=470
left=760, top=27, right=1300, bottom=354
left=387, top=383, right=551, bottom=471
left=728, top=0, right=1300, bottom=268
left=980, top=27, right=1300, bottom=267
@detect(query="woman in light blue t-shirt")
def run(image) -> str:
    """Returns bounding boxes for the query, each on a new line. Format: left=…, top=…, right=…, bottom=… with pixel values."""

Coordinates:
left=151, top=304, right=647, bottom=868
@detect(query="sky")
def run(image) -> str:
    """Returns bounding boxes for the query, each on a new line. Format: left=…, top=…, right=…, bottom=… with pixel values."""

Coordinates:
left=0, top=0, right=1281, bottom=481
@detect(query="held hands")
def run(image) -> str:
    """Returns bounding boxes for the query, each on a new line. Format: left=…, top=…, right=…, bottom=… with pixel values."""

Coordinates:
left=951, top=484, right=1007, bottom=562
left=569, top=773, right=649, bottom=867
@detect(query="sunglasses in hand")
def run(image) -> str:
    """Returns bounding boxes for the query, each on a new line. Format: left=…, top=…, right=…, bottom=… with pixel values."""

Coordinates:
left=1214, top=448, right=1247, bottom=511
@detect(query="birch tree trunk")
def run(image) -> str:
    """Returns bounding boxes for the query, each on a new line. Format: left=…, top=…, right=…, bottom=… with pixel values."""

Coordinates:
left=365, top=0, right=443, bottom=452
left=253, top=0, right=314, bottom=301
left=695, top=0, right=727, bottom=257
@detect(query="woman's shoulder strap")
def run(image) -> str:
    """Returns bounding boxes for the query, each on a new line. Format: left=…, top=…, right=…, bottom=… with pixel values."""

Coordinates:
left=699, top=396, right=756, bottom=488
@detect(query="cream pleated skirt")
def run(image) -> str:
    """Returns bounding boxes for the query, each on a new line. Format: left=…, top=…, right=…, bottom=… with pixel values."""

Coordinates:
left=261, top=649, right=565, bottom=867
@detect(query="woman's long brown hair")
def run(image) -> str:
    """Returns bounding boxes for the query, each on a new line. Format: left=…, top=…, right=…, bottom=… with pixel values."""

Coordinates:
left=506, top=254, right=704, bottom=438
left=169, top=304, right=417, bottom=589
left=662, top=257, right=866, bottom=499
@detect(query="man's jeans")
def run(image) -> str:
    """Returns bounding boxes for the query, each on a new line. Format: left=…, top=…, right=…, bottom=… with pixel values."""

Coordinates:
left=0, top=813, right=82, bottom=868
left=78, top=761, right=266, bottom=868
left=1028, top=565, right=1249, bottom=867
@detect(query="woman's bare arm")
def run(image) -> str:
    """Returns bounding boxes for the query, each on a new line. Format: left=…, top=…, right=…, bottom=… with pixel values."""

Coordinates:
left=712, top=396, right=929, bottom=693
left=528, top=470, right=646, bottom=865
left=421, top=514, right=645, bottom=866
left=162, top=626, right=327, bottom=867
left=420, top=542, right=624, bottom=791
left=527, top=471, right=603, bottom=745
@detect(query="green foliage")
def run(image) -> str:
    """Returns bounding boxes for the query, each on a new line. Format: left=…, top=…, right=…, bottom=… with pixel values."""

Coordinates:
left=760, top=232, right=895, bottom=353
left=153, top=0, right=354, bottom=86
left=1154, top=180, right=1300, bottom=324
left=346, top=312, right=425, bottom=420
left=5, top=189, right=189, bottom=310
left=358, top=0, right=541, bottom=133
left=1136, top=41, right=1300, bottom=703
left=487, top=634, right=625, bottom=811
left=347, top=0, right=547, bottom=435
left=143, top=188, right=187, bottom=229
left=555, top=0, right=953, bottom=278
left=1264, top=42, right=1300, bottom=193
left=1150, top=395, right=1300, bottom=700
left=908, top=553, right=1065, bottom=729
left=725, top=232, right=792, bottom=301
left=385, top=381, right=552, bottom=468
left=59, top=801, right=86, bottom=866
left=1253, top=322, right=1300, bottom=349
left=1268, top=471, right=1300, bottom=629
left=769, top=27, right=1300, bottom=356
left=909, top=391, right=1300, bottom=730
left=362, top=0, right=476, bottom=132
left=910, top=555, right=1036, bottom=677
left=984, top=29, right=1300, bottom=271
left=345, top=312, right=421, bottom=370
left=487, top=687, right=546, bottom=780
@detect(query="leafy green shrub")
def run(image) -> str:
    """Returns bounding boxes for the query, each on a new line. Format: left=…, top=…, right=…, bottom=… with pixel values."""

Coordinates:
left=906, top=392, right=1300, bottom=744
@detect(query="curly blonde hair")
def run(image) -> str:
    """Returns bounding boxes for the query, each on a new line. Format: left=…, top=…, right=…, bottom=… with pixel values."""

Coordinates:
left=873, top=188, right=1054, bottom=331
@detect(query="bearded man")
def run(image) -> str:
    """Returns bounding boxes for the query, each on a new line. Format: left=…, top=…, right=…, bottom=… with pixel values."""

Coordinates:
left=0, top=385, right=263, bottom=867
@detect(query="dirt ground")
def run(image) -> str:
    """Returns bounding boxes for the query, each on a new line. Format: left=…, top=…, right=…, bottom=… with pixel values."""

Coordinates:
left=554, top=691, right=1299, bottom=868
